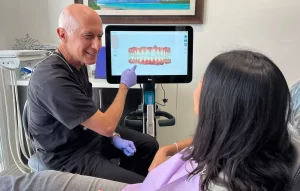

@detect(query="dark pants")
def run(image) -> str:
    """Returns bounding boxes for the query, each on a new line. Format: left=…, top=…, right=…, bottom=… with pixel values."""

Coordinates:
left=63, top=127, right=159, bottom=184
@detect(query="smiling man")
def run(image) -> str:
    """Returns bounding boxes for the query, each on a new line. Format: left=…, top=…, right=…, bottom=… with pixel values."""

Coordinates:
left=27, top=4, right=158, bottom=184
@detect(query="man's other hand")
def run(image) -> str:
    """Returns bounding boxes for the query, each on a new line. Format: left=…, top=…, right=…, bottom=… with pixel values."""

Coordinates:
left=112, top=136, right=136, bottom=157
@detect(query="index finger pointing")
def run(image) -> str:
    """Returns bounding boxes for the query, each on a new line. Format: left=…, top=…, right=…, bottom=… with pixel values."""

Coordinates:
left=131, top=65, right=137, bottom=71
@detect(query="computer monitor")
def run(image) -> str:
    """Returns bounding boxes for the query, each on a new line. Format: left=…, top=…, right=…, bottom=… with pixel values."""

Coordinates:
left=105, top=25, right=193, bottom=84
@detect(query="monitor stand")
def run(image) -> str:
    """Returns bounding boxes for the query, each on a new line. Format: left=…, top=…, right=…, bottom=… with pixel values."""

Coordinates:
left=124, top=83, right=175, bottom=138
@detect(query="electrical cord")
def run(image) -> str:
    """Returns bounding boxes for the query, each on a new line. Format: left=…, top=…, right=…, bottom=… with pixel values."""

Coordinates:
left=10, top=70, right=31, bottom=170
left=10, top=71, right=25, bottom=164
left=155, top=84, right=168, bottom=107
left=10, top=70, right=31, bottom=171
left=12, top=71, right=32, bottom=159
left=0, top=68, right=29, bottom=173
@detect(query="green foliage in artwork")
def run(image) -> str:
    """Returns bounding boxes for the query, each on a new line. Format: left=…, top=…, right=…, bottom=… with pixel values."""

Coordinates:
left=89, top=2, right=101, bottom=10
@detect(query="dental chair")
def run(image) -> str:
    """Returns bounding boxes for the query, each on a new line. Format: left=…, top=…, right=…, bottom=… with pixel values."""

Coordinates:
left=289, top=79, right=300, bottom=191
left=290, top=133, right=300, bottom=191
left=22, top=100, right=50, bottom=172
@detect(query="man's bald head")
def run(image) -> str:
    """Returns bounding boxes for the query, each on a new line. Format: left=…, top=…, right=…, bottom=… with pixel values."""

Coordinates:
left=58, top=4, right=102, bottom=35
left=56, top=4, right=103, bottom=67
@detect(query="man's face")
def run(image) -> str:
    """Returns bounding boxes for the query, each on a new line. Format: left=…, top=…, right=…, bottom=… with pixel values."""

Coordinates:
left=67, top=20, right=103, bottom=65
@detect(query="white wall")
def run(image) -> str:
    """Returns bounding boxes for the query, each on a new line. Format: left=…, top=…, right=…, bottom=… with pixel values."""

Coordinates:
left=2, top=0, right=300, bottom=146
left=0, top=1, right=17, bottom=49
left=0, top=0, right=51, bottom=49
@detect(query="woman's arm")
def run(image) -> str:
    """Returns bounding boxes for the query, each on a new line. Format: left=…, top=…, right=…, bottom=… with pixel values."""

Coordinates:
left=148, top=138, right=193, bottom=172
left=161, top=138, right=193, bottom=156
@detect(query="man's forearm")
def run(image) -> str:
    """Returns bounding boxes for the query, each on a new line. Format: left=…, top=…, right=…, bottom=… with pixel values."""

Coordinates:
left=161, top=138, right=193, bottom=156
left=104, top=84, right=128, bottom=133
left=82, top=84, right=132, bottom=137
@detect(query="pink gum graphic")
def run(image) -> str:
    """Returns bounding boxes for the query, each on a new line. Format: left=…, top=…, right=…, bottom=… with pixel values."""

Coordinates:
left=128, top=45, right=171, bottom=65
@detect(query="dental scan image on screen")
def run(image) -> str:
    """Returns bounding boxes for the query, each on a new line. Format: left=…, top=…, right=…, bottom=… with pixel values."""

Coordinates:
left=110, top=31, right=188, bottom=76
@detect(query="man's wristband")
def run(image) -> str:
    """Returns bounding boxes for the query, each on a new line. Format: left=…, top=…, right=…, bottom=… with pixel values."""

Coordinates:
left=112, top=132, right=121, bottom=138
left=111, top=132, right=121, bottom=144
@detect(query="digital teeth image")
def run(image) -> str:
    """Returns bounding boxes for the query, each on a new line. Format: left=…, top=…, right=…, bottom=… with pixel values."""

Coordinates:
left=128, top=45, right=171, bottom=65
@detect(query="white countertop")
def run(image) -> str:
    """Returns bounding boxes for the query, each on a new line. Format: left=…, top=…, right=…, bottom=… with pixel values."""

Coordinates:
left=17, top=77, right=140, bottom=89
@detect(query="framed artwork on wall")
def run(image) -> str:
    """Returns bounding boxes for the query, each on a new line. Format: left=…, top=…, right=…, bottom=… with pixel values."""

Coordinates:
left=74, top=0, right=204, bottom=24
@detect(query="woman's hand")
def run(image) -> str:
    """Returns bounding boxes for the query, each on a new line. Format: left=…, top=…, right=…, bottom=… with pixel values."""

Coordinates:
left=148, top=148, right=168, bottom=172
left=148, top=138, right=193, bottom=172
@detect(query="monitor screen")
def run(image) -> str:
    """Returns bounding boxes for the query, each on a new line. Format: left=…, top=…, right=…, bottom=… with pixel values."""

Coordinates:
left=105, top=25, right=193, bottom=84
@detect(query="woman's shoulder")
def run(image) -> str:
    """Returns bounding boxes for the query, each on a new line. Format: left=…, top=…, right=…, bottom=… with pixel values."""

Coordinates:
left=180, top=148, right=229, bottom=191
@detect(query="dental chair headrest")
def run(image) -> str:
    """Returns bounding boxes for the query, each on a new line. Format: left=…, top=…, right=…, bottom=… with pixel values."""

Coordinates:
left=288, top=79, right=300, bottom=187
left=289, top=79, right=300, bottom=140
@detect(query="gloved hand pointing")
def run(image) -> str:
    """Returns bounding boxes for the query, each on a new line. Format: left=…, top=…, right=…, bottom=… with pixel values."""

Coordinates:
left=121, top=65, right=137, bottom=88
left=112, top=136, right=136, bottom=157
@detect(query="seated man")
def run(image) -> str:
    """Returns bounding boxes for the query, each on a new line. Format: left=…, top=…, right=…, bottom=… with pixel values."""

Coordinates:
left=27, top=4, right=158, bottom=184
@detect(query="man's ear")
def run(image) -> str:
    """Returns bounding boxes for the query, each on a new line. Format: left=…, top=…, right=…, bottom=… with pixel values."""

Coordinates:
left=57, top=28, right=68, bottom=42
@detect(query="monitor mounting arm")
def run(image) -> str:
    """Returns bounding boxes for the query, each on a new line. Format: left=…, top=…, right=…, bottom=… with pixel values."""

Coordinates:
left=124, top=83, right=175, bottom=138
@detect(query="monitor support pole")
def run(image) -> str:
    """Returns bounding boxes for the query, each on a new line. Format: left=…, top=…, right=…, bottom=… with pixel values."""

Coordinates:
left=142, top=83, right=156, bottom=137
left=124, top=83, right=175, bottom=138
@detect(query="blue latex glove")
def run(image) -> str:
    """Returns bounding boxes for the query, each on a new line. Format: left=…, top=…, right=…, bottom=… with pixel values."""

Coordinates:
left=121, top=65, right=137, bottom=88
left=112, top=136, right=136, bottom=157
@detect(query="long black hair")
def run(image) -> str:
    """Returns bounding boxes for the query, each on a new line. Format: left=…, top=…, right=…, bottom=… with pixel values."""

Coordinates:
left=184, top=50, right=295, bottom=191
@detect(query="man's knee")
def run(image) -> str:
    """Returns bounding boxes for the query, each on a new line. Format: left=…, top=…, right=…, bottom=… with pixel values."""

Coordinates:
left=144, top=135, right=159, bottom=154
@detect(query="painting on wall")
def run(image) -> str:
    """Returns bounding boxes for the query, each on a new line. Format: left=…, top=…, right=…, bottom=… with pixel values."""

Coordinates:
left=74, top=0, right=204, bottom=24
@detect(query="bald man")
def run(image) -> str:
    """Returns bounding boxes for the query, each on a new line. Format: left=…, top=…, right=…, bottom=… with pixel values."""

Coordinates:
left=27, top=4, right=158, bottom=184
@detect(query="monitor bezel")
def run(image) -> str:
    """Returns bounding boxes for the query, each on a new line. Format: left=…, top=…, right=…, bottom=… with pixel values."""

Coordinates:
left=105, top=25, right=193, bottom=84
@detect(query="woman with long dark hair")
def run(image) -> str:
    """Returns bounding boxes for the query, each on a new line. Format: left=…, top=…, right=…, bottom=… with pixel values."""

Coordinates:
left=140, top=50, right=296, bottom=191
left=184, top=50, right=296, bottom=191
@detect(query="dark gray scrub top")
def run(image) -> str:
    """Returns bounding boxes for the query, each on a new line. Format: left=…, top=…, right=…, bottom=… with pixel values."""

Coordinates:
left=27, top=52, right=102, bottom=170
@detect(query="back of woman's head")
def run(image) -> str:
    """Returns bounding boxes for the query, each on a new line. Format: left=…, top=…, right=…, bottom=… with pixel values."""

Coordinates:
left=187, top=50, right=295, bottom=191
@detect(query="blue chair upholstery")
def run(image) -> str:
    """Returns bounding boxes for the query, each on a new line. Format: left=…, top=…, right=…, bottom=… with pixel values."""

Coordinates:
left=22, top=100, right=50, bottom=172
left=28, top=154, right=49, bottom=172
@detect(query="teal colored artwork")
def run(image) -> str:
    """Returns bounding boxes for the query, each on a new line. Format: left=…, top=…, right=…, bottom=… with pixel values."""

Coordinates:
left=88, top=0, right=190, bottom=10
